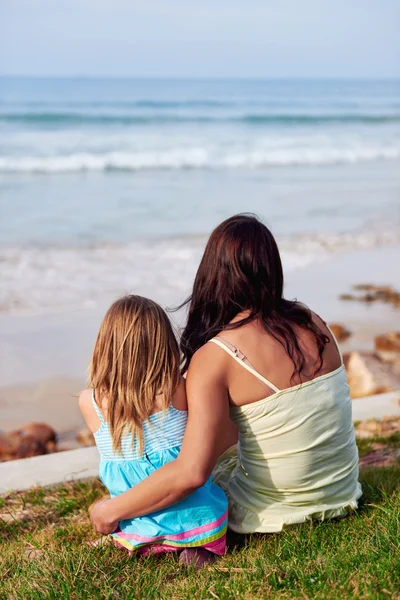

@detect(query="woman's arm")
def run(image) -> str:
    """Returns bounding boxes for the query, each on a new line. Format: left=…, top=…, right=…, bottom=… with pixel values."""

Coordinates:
left=90, top=344, right=235, bottom=534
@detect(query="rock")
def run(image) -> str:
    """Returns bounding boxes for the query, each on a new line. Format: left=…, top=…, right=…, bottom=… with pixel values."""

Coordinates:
left=17, top=423, right=57, bottom=452
left=355, top=416, right=400, bottom=439
left=0, top=508, right=31, bottom=524
left=352, top=284, right=377, bottom=291
left=24, top=546, right=45, bottom=560
left=339, top=285, right=400, bottom=308
left=371, top=442, right=385, bottom=451
left=76, top=427, right=95, bottom=447
left=344, top=352, right=378, bottom=399
left=328, top=323, right=351, bottom=343
left=339, top=294, right=355, bottom=301
left=0, top=423, right=56, bottom=461
left=0, top=431, right=46, bottom=461
left=358, top=420, right=382, bottom=434
left=13, top=435, right=46, bottom=459
left=0, top=432, right=22, bottom=461
left=374, top=332, right=400, bottom=363
left=373, top=286, right=400, bottom=308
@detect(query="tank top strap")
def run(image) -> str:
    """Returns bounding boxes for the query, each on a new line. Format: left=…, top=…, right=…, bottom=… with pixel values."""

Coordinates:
left=324, top=324, right=344, bottom=366
left=209, top=337, right=281, bottom=394
left=92, top=390, right=106, bottom=424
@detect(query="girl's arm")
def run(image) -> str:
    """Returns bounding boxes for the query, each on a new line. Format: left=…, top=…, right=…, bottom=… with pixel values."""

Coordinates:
left=78, top=388, right=102, bottom=432
left=90, top=344, right=235, bottom=534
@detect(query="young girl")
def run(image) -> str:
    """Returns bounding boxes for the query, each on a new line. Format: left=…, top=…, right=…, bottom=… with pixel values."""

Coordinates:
left=79, top=295, right=227, bottom=563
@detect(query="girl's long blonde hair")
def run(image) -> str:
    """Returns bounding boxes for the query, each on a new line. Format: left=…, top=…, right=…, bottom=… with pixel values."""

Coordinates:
left=90, top=295, right=181, bottom=454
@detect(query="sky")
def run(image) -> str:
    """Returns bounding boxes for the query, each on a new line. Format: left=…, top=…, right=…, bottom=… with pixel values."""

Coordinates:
left=0, top=0, right=399, bottom=78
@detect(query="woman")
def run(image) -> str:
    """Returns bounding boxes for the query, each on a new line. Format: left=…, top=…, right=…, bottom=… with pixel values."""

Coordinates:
left=90, top=214, right=361, bottom=538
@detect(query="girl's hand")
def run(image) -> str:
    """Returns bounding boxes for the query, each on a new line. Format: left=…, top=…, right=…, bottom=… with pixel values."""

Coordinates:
left=89, top=499, right=119, bottom=535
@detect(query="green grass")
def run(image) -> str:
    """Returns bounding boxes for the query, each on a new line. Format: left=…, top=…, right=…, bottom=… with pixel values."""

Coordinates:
left=1, top=461, right=399, bottom=598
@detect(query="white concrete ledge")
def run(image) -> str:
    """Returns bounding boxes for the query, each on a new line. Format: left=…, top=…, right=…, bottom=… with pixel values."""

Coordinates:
left=0, top=447, right=99, bottom=494
left=1, top=390, right=399, bottom=494
left=351, top=391, right=400, bottom=421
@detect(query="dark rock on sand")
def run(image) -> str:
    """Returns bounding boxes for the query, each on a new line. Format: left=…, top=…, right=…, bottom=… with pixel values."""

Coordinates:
left=13, top=434, right=47, bottom=460
left=0, top=431, right=46, bottom=461
left=328, top=323, right=352, bottom=343
left=0, top=431, right=22, bottom=459
left=374, top=331, right=400, bottom=363
left=0, top=423, right=57, bottom=461
left=339, top=284, right=400, bottom=308
left=18, top=423, right=57, bottom=451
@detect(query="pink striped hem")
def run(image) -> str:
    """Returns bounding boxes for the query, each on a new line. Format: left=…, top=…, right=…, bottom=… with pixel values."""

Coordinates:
left=138, top=533, right=226, bottom=556
left=115, top=509, right=228, bottom=543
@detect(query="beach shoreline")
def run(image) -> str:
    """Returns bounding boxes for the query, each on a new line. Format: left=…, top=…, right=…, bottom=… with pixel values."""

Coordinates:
left=1, top=243, right=399, bottom=438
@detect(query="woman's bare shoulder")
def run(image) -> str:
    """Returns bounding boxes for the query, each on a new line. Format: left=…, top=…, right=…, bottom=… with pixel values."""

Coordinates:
left=309, top=309, right=327, bottom=327
left=309, top=310, right=335, bottom=339
left=186, top=343, right=230, bottom=412
left=192, top=339, right=231, bottom=360
left=188, top=341, right=230, bottom=379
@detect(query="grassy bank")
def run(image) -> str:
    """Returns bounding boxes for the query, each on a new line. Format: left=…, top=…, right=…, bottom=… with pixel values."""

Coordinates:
left=1, top=459, right=399, bottom=599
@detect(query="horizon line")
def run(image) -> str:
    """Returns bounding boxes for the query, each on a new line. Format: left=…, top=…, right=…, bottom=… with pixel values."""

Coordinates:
left=1, top=74, right=399, bottom=81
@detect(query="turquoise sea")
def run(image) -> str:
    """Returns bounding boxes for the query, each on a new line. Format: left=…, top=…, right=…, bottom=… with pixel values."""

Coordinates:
left=0, top=77, right=399, bottom=313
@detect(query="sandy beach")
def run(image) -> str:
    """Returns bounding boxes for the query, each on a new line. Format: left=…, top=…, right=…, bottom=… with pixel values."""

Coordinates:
left=1, top=243, right=399, bottom=441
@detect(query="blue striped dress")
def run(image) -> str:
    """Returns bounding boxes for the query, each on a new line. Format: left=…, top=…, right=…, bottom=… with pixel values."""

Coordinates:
left=91, top=392, right=228, bottom=555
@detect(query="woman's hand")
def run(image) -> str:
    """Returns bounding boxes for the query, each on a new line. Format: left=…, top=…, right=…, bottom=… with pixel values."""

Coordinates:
left=89, top=499, right=119, bottom=535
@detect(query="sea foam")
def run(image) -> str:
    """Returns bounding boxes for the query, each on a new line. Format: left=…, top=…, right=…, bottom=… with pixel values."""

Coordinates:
left=1, top=230, right=399, bottom=315
left=0, top=145, right=399, bottom=173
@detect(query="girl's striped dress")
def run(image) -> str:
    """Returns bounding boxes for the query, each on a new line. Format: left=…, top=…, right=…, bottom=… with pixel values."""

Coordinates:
left=92, top=392, right=228, bottom=555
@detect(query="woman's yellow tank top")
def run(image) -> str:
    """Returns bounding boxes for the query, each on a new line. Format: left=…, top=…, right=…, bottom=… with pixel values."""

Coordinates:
left=211, top=331, right=362, bottom=533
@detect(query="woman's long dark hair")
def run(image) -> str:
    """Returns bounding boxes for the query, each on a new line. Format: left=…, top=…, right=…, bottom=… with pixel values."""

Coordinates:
left=179, top=214, right=329, bottom=377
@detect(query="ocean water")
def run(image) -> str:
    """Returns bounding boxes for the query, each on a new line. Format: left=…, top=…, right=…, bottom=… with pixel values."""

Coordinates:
left=1, top=77, right=399, bottom=314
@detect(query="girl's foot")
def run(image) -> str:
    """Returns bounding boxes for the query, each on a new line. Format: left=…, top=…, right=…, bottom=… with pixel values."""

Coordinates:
left=179, top=548, right=216, bottom=570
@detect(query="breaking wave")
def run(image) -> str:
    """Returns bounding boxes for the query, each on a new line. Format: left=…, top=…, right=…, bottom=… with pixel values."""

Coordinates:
left=1, top=145, right=399, bottom=173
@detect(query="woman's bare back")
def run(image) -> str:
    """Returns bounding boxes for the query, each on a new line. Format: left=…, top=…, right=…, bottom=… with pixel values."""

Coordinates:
left=212, top=311, right=342, bottom=408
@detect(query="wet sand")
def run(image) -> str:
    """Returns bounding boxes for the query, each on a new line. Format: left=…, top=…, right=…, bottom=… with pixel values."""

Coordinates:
left=0, top=378, right=85, bottom=435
